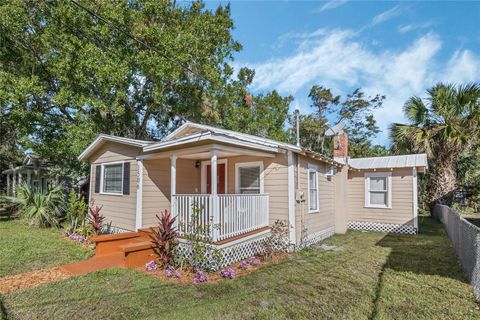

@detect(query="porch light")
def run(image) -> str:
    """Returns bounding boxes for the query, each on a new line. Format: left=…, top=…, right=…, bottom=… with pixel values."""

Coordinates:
left=195, top=160, right=201, bottom=168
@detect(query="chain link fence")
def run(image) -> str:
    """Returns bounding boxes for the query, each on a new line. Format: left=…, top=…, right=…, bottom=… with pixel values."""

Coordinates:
left=433, top=204, right=480, bottom=300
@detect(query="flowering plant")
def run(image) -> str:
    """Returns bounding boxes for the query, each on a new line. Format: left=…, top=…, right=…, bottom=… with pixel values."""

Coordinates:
left=145, top=260, right=158, bottom=271
left=220, top=268, right=236, bottom=279
left=68, top=233, right=86, bottom=243
left=165, top=266, right=180, bottom=278
left=237, top=256, right=261, bottom=270
left=193, top=270, right=208, bottom=284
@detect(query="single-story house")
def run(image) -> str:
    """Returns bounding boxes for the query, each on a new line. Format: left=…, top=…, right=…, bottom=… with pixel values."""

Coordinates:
left=78, top=121, right=427, bottom=266
left=2, top=155, right=53, bottom=196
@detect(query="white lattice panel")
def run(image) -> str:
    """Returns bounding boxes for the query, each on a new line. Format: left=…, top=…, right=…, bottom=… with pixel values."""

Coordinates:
left=297, top=226, right=335, bottom=249
left=348, top=221, right=417, bottom=234
left=175, top=234, right=272, bottom=271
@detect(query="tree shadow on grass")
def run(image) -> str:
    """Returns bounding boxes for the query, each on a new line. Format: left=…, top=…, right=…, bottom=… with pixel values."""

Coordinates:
left=369, top=216, right=471, bottom=319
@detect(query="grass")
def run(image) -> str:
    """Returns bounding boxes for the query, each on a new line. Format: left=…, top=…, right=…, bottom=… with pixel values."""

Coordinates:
left=0, top=218, right=91, bottom=277
left=1, top=217, right=479, bottom=319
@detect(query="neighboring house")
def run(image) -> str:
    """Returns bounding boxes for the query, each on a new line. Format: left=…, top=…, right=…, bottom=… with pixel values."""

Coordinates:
left=78, top=121, right=427, bottom=266
left=2, top=155, right=54, bottom=196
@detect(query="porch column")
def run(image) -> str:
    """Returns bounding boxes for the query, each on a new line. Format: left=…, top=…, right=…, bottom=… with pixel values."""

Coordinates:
left=6, top=174, right=11, bottom=196
left=210, top=149, right=219, bottom=241
left=135, top=159, right=143, bottom=231
left=12, top=172, right=16, bottom=196
left=170, top=155, right=177, bottom=228
left=27, top=171, right=31, bottom=186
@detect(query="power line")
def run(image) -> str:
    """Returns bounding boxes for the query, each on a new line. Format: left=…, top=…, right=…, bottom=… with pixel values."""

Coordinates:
left=69, top=0, right=211, bottom=84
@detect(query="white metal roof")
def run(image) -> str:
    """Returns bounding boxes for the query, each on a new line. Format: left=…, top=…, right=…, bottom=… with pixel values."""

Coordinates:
left=345, top=154, right=428, bottom=170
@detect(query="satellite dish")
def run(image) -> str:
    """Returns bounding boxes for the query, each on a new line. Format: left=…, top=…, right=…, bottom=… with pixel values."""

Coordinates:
left=325, top=122, right=345, bottom=136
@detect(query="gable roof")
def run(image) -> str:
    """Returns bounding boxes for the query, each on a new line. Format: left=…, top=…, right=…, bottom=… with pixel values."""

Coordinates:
left=78, top=134, right=153, bottom=161
left=344, top=154, right=428, bottom=170
left=160, top=121, right=302, bottom=152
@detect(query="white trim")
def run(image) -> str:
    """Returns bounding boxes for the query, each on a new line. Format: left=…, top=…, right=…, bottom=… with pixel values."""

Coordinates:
left=161, top=121, right=302, bottom=153
left=200, top=159, right=228, bottom=194
left=412, top=167, right=418, bottom=229
left=287, top=151, right=296, bottom=245
left=235, top=161, right=265, bottom=194
left=307, top=163, right=319, bottom=213
left=137, top=143, right=275, bottom=160
left=364, top=172, right=392, bottom=209
left=78, top=134, right=150, bottom=161
left=99, top=161, right=125, bottom=196
left=144, top=131, right=279, bottom=153
left=135, top=159, right=143, bottom=230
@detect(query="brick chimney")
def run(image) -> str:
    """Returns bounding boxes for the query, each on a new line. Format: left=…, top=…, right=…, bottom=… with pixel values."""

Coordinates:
left=333, top=132, right=348, bottom=158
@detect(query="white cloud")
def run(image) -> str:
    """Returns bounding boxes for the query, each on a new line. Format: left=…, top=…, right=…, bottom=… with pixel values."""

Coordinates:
left=371, top=5, right=402, bottom=26
left=313, top=0, right=349, bottom=13
left=398, top=22, right=433, bottom=33
left=239, top=29, right=480, bottom=145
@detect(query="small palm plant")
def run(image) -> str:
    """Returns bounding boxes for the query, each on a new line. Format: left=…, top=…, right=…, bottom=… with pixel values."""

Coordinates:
left=6, top=183, right=67, bottom=227
left=151, top=209, right=178, bottom=266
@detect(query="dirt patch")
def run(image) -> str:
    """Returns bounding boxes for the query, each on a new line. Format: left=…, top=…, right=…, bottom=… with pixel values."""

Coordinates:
left=0, top=267, right=72, bottom=293
left=139, top=252, right=288, bottom=285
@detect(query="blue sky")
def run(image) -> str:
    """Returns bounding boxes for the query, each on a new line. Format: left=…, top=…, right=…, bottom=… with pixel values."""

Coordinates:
left=204, top=0, right=480, bottom=146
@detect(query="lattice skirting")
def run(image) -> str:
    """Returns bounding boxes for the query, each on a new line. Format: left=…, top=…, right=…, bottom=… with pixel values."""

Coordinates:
left=348, top=221, right=417, bottom=234
left=298, top=226, right=335, bottom=249
left=174, top=233, right=273, bottom=271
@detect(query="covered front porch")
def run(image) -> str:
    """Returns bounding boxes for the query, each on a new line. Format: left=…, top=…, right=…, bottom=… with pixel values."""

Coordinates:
left=140, top=143, right=275, bottom=243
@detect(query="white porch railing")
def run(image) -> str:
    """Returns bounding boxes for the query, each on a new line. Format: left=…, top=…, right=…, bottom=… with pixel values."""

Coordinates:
left=172, top=194, right=269, bottom=242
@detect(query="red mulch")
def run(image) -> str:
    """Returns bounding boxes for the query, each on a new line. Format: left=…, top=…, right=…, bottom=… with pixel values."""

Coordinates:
left=0, top=267, right=72, bottom=293
left=139, top=252, right=288, bottom=285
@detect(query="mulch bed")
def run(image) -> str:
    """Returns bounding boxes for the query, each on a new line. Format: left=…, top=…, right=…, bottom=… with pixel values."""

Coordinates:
left=62, top=236, right=95, bottom=250
left=139, top=252, right=288, bottom=285
left=0, top=267, right=72, bottom=294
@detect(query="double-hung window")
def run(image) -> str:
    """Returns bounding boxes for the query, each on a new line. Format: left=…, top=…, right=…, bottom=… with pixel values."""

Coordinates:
left=236, top=162, right=264, bottom=194
left=102, top=162, right=124, bottom=194
left=365, top=172, right=392, bottom=208
left=308, top=166, right=319, bottom=212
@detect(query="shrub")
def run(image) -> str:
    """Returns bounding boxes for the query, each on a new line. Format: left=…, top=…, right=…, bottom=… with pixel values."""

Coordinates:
left=151, top=209, right=179, bottom=266
left=88, top=204, right=105, bottom=235
left=5, top=183, right=66, bottom=227
left=65, top=189, right=87, bottom=235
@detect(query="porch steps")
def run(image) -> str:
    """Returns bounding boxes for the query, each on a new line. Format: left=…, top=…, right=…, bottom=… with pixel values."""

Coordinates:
left=60, top=232, right=158, bottom=276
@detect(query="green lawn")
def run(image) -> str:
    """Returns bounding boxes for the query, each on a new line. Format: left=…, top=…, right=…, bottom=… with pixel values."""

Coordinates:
left=0, top=218, right=91, bottom=277
left=1, top=217, right=478, bottom=319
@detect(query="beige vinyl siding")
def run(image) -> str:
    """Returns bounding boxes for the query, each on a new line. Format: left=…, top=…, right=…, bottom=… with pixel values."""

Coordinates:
left=89, top=142, right=141, bottom=231
left=347, top=168, right=414, bottom=225
left=225, top=153, right=289, bottom=224
left=142, top=159, right=201, bottom=227
left=295, top=155, right=336, bottom=241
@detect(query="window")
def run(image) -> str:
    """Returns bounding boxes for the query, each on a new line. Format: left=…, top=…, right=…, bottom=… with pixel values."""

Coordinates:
left=235, top=162, right=264, bottom=194
left=102, top=163, right=123, bottom=194
left=365, top=173, right=392, bottom=208
left=326, top=165, right=336, bottom=176
left=308, top=166, right=319, bottom=212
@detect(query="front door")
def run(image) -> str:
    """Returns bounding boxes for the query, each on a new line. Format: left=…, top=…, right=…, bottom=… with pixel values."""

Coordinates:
left=206, top=163, right=226, bottom=194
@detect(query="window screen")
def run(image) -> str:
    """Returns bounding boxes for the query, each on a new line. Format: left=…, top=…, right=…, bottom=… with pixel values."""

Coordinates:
left=103, top=163, right=123, bottom=194
left=309, top=169, right=318, bottom=211
left=239, top=166, right=260, bottom=194
left=368, top=176, right=389, bottom=207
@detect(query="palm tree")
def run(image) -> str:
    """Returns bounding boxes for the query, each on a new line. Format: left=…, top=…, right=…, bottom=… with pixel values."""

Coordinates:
left=390, top=83, right=480, bottom=206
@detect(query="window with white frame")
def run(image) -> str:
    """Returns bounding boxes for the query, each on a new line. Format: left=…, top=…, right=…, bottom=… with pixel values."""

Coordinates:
left=365, top=173, right=392, bottom=208
left=102, top=163, right=123, bottom=194
left=236, top=162, right=263, bottom=194
left=308, top=167, right=319, bottom=212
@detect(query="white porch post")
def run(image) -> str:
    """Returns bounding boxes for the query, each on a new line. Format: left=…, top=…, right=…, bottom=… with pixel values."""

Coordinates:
left=412, top=167, right=418, bottom=231
left=12, top=172, right=16, bottom=196
left=6, top=174, right=11, bottom=196
left=211, top=149, right=219, bottom=242
left=135, top=159, right=143, bottom=231
left=170, top=155, right=177, bottom=227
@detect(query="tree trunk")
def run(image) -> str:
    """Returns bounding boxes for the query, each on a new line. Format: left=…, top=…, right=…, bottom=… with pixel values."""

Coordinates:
left=428, top=161, right=457, bottom=208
